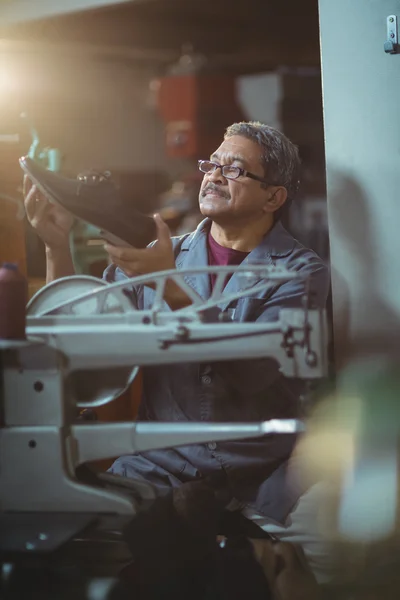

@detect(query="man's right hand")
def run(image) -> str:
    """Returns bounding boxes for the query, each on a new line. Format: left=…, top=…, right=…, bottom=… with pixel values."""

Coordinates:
left=23, top=174, right=74, bottom=251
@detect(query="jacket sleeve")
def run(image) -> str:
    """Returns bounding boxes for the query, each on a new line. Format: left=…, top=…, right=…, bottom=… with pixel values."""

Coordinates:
left=211, top=260, right=330, bottom=394
left=102, top=262, right=142, bottom=309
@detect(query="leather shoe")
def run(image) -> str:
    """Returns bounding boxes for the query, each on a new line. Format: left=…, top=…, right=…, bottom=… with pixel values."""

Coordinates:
left=20, top=156, right=156, bottom=248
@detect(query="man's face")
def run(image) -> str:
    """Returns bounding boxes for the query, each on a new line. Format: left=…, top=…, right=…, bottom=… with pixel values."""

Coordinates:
left=199, top=135, right=272, bottom=224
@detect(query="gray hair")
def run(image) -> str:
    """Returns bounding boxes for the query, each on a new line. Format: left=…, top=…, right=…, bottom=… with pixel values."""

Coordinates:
left=224, top=121, right=301, bottom=220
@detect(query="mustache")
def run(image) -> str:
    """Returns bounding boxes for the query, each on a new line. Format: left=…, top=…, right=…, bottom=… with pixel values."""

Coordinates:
left=201, top=183, right=230, bottom=199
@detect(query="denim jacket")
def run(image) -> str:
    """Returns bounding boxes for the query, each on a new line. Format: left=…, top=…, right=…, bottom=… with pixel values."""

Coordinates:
left=105, top=219, right=330, bottom=524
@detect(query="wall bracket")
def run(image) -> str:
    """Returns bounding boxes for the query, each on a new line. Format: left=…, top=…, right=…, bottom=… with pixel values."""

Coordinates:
left=384, top=15, right=398, bottom=54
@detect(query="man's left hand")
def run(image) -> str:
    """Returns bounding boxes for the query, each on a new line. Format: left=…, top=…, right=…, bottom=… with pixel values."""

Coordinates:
left=104, top=213, right=175, bottom=278
left=105, top=214, right=192, bottom=310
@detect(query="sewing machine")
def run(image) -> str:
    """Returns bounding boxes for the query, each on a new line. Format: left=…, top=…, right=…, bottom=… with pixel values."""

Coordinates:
left=0, top=264, right=328, bottom=598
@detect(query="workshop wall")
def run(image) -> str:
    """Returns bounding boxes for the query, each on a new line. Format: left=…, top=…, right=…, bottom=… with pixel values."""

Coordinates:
left=0, top=49, right=182, bottom=273
left=1, top=48, right=186, bottom=177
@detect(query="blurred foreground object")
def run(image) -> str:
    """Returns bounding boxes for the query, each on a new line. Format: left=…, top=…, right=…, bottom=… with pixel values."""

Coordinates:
left=295, top=356, right=400, bottom=543
left=251, top=539, right=320, bottom=600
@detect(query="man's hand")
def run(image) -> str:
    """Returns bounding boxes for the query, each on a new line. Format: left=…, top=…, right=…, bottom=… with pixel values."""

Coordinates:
left=104, top=213, right=192, bottom=310
left=104, top=214, right=175, bottom=277
left=24, top=175, right=74, bottom=251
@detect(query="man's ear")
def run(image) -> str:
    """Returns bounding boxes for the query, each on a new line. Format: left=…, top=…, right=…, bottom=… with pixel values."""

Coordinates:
left=262, top=186, right=288, bottom=214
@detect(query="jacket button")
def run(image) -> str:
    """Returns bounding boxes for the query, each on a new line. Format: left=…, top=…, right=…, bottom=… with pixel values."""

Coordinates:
left=201, top=375, right=212, bottom=385
left=207, top=442, right=217, bottom=451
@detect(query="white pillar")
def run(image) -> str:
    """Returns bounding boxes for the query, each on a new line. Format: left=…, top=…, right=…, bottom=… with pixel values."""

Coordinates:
left=318, top=0, right=400, bottom=542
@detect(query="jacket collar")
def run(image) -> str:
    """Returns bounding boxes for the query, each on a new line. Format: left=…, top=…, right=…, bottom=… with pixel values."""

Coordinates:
left=180, top=218, right=295, bottom=257
left=176, top=218, right=295, bottom=305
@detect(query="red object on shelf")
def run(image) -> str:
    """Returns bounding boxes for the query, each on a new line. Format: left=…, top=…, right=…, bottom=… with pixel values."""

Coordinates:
left=157, top=74, right=244, bottom=159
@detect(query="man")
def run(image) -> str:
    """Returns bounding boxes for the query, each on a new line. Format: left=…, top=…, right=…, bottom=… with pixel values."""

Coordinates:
left=24, top=121, right=331, bottom=581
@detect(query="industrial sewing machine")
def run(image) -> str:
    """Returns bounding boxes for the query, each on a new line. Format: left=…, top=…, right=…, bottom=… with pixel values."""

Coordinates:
left=0, top=264, right=328, bottom=598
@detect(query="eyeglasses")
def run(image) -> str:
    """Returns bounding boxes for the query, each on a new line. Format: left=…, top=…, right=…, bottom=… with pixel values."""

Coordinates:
left=198, top=160, right=270, bottom=185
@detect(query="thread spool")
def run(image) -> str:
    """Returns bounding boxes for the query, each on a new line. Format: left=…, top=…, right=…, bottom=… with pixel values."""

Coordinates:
left=0, top=263, right=28, bottom=340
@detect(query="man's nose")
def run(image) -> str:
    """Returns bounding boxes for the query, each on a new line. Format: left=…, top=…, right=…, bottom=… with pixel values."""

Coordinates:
left=208, top=165, right=225, bottom=184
